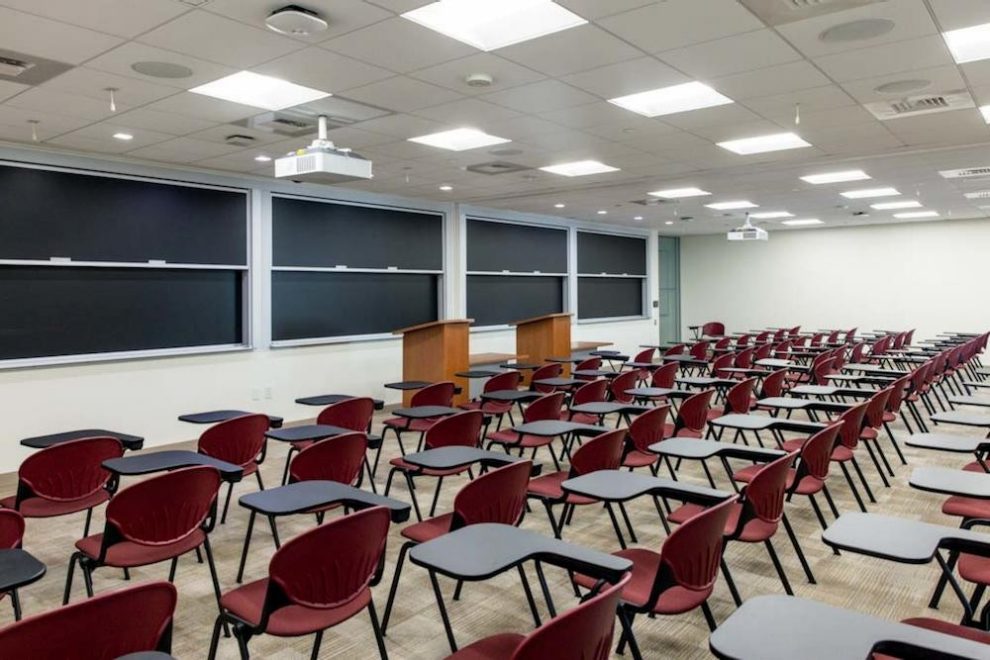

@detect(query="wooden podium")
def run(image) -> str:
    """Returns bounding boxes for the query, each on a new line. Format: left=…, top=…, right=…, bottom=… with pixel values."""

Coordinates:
left=393, top=319, right=472, bottom=406
left=511, top=313, right=573, bottom=380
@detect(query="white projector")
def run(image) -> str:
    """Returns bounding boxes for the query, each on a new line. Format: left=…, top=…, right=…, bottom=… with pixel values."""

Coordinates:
left=274, top=115, right=372, bottom=184
left=727, top=216, right=768, bottom=241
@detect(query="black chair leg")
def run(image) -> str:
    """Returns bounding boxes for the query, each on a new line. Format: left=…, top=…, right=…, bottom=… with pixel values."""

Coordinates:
left=220, top=481, right=235, bottom=524
left=700, top=600, right=718, bottom=632
left=10, top=589, right=21, bottom=621
left=207, top=615, right=225, bottom=660
left=782, top=513, right=815, bottom=584
left=850, top=456, right=877, bottom=503
left=63, top=552, right=79, bottom=605
left=720, top=558, right=742, bottom=606
left=368, top=598, right=389, bottom=660
left=168, top=557, right=178, bottom=583
left=310, top=630, right=323, bottom=660
left=83, top=508, right=93, bottom=537
left=202, top=538, right=230, bottom=638
left=382, top=542, right=412, bottom=634
left=428, top=476, right=445, bottom=518
left=765, top=539, right=794, bottom=595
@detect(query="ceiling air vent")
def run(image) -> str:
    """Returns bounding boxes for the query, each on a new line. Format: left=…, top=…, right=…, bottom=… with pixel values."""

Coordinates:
left=0, top=56, right=33, bottom=78
left=939, top=167, right=990, bottom=180
left=466, top=161, right=531, bottom=175
left=631, top=198, right=672, bottom=206
left=964, top=191, right=990, bottom=199
left=864, top=91, right=975, bottom=120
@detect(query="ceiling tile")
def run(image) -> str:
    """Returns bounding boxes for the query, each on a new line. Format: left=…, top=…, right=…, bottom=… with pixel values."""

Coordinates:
left=203, top=0, right=392, bottom=43
left=354, top=113, right=448, bottom=138
left=0, top=80, right=28, bottom=102
left=0, top=0, right=188, bottom=38
left=928, top=0, right=990, bottom=31
left=83, top=42, right=238, bottom=90
left=252, top=47, right=393, bottom=93
left=0, top=6, right=122, bottom=64
left=482, top=115, right=573, bottom=142
left=186, top=123, right=289, bottom=147
left=138, top=10, right=304, bottom=68
left=962, top=60, right=990, bottom=88
left=541, top=101, right=643, bottom=129
left=711, top=61, right=833, bottom=100
left=408, top=52, right=545, bottom=95
left=143, top=92, right=260, bottom=123
left=658, top=29, right=802, bottom=79
left=599, top=0, right=765, bottom=53
left=364, top=0, right=432, bottom=12
left=555, top=0, right=656, bottom=20
left=741, top=85, right=857, bottom=115
left=496, top=25, right=641, bottom=77
left=109, top=107, right=217, bottom=136
left=562, top=56, right=689, bottom=99
left=321, top=17, right=473, bottom=74
left=480, top=79, right=598, bottom=113
left=413, top=97, right=521, bottom=125
left=126, top=136, right=245, bottom=164
left=40, top=67, right=179, bottom=107
left=194, top=150, right=274, bottom=174
left=813, top=35, right=955, bottom=82
left=661, top=103, right=764, bottom=130
left=341, top=76, right=462, bottom=113
left=5, top=87, right=125, bottom=121
left=840, top=65, right=966, bottom=104
left=0, top=105, right=90, bottom=139
left=48, top=121, right=173, bottom=153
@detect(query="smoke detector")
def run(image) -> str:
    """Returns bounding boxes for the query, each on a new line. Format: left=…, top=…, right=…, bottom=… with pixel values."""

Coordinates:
left=265, top=5, right=328, bottom=36
left=224, top=134, right=256, bottom=147
left=465, top=72, right=494, bottom=88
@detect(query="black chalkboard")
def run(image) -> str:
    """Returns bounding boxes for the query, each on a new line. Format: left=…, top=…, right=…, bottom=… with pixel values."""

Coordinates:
left=272, top=271, right=438, bottom=340
left=578, top=277, right=644, bottom=319
left=578, top=232, right=646, bottom=275
left=0, top=164, right=247, bottom=265
left=0, top=266, right=243, bottom=360
left=272, top=196, right=443, bottom=270
left=467, top=219, right=567, bottom=273
left=467, top=275, right=563, bottom=327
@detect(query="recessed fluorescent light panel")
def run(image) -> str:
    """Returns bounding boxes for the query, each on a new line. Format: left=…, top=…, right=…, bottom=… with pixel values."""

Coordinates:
left=608, top=81, right=733, bottom=118
left=782, top=218, right=823, bottom=226
left=648, top=187, right=710, bottom=198
left=408, top=128, right=510, bottom=151
left=894, top=210, right=939, bottom=218
left=870, top=200, right=922, bottom=210
left=705, top=200, right=758, bottom=210
left=750, top=211, right=793, bottom=219
left=190, top=71, right=330, bottom=111
left=539, top=160, right=619, bottom=177
left=981, top=104, right=990, bottom=123
left=402, top=0, right=587, bottom=51
left=840, top=187, right=900, bottom=199
left=800, top=170, right=870, bottom=184
left=717, top=132, right=811, bottom=155
left=112, top=132, right=133, bottom=141
left=943, top=22, right=990, bottom=64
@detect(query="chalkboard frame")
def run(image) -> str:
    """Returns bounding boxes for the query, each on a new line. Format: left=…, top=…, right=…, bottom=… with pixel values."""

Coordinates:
left=576, top=230, right=648, bottom=322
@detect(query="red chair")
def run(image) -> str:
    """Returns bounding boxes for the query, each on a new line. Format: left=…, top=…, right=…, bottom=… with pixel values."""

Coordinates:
left=487, top=393, right=566, bottom=470
left=650, top=362, right=678, bottom=389
left=665, top=389, right=715, bottom=439
left=1, top=436, right=123, bottom=537
left=530, top=363, right=563, bottom=393
left=385, top=410, right=484, bottom=521
left=63, top=465, right=224, bottom=626
left=527, top=429, right=624, bottom=539
left=663, top=344, right=687, bottom=357
left=701, top=322, right=725, bottom=337
left=622, top=405, right=671, bottom=475
left=858, top=387, right=896, bottom=488
left=198, top=414, right=269, bottom=523
left=381, top=461, right=531, bottom=634
left=0, top=510, right=26, bottom=619
left=382, top=382, right=456, bottom=455
left=669, top=453, right=812, bottom=606
left=712, top=337, right=733, bottom=355
left=0, top=581, right=177, bottom=659
left=573, top=496, right=738, bottom=656
left=609, top=370, right=640, bottom=404
left=574, top=357, right=602, bottom=381
left=689, top=341, right=710, bottom=362
left=871, top=618, right=990, bottom=660
left=460, top=371, right=522, bottom=430
left=882, top=374, right=911, bottom=462
left=708, top=352, right=736, bottom=380
left=628, top=347, right=658, bottom=382
left=757, top=369, right=789, bottom=400
left=282, top=397, right=376, bottom=484
left=710, top=378, right=756, bottom=420
left=289, top=431, right=367, bottom=488
left=444, top=572, right=631, bottom=660
left=208, top=506, right=391, bottom=660
left=568, top=379, right=609, bottom=425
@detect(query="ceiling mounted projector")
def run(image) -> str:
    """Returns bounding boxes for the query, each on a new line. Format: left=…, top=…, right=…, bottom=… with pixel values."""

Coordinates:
left=274, top=115, right=373, bottom=184
left=265, top=5, right=328, bottom=36
left=727, top=214, right=768, bottom=242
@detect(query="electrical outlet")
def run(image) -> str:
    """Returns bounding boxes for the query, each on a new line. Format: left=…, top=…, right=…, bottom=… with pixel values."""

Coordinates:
left=264, top=387, right=273, bottom=400
left=251, top=388, right=261, bottom=401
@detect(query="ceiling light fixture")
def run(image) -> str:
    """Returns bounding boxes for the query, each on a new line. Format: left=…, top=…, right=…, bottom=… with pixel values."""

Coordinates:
left=871, top=200, right=921, bottom=210
left=554, top=203, right=565, bottom=208
left=408, top=127, right=510, bottom=151
left=664, top=220, right=674, bottom=225
left=112, top=132, right=133, bottom=141
left=539, top=160, right=619, bottom=177
left=840, top=187, right=900, bottom=199
left=750, top=211, right=793, bottom=219
left=254, top=155, right=272, bottom=162
left=190, top=71, right=330, bottom=111
left=894, top=210, right=939, bottom=218
left=782, top=218, right=823, bottom=226
left=131, top=61, right=193, bottom=79
left=800, top=170, right=870, bottom=184
left=943, top=22, right=990, bottom=64
left=402, top=0, right=587, bottom=51
left=705, top=200, right=758, bottom=210
left=717, top=132, right=811, bottom=155
left=439, top=184, right=453, bottom=191
left=981, top=104, right=990, bottom=123
left=597, top=210, right=607, bottom=215
left=608, top=81, right=733, bottom=118
left=648, top=187, right=710, bottom=198
left=634, top=215, right=643, bottom=221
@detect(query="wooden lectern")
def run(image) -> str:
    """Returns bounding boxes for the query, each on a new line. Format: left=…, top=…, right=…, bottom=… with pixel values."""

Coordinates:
left=393, top=319, right=472, bottom=406
left=511, top=313, right=573, bottom=380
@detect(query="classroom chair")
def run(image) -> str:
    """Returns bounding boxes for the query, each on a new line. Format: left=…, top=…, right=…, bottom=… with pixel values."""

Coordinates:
left=198, top=413, right=269, bottom=523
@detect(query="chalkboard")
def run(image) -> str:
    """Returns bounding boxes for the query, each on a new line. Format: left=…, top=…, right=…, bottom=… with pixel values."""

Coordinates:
left=0, top=164, right=247, bottom=265
left=467, top=219, right=567, bottom=273
left=467, top=275, right=563, bottom=327
left=578, top=232, right=646, bottom=275
left=578, top=277, right=644, bottom=319
left=0, top=266, right=243, bottom=360
left=272, top=271, right=438, bottom=340
left=272, top=196, right=443, bottom=270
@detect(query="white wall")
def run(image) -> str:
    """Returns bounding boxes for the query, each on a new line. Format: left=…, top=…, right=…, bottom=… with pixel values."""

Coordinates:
left=0, top=147, right=660, bottom=474
left=680, top=218, right=990, bottom=341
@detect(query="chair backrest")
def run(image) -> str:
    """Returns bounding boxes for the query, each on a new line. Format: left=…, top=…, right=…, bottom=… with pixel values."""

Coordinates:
left=572, top=379, right=608, bottom=406
left=837, top=401, right=869, bottom=450
left=811, top=357, right=835, bottom=385
left=651, top=362, right=678, bottom=389
left=484, top=370, right=522, bottom=394
left=772, top=329, right=786, bottom=343
left=633, top=347, right=656, bottom=364
left=425, top=410, right=484, bottom=450
left=794, top=422, right=843, bottom=483
left=736, top=453, right=793, bottom=530
left=734, top=348, right=755, bottom=369
left=864, top=387, right=893, bottom=429
left=701, top=322, right=725, bottom=337
left=724, top=378, right=756, bottom=415
left=452, top=461, right=531, bottom=529
left=664, top=344, right=687, bottom=356
left=268, top=506, right=389, bottom=617
left=512, top=573, right=630, bottom=660
left=105, top=466, right=221, bottom=546
left=411, top=381, right=456, bottom=407
left=735, top=334, right=751, bottom=349
left=627, top=405, right=670, bottom=454
left=0, top=581, right=177, bottom=659
left=788, top=325, right=801, bottom=337
left=754, top=331, right=771, bottom=345
left=830, top=347, right=847, bottom=372
left=844, top=328, right=858, bottom=345
left=0, top=510, right=24, bottom=549
left=710, top=352, right=736, bottom=379
left=316, top=397, right=375, bottom=432
left=849, top=342, right=868, bottom=364
left=609, top=371, right=640, bottom=403
left=887, top=375, right=910, bottom=414
left=676, top=389, right=715, bottom=434
left=574, top=357, right=601, bottom=372
left=17, top=437, right=123, bottom=504
left=809, top=332, right=825, bottom=347
left=198, top=414, right=269, bottom=468
left=289, top=432, right=368, bottom=486
left=714, top=337, right=733, bottom=352
left=773, top=340, right=791, bottom=358
left=689, top=341, right=709, bottom=359
left=759, top=369, right=789, bottom=399
left=791, top=335, right=809, bottom=349
left=569, top=429, right=624, bottom=477
left=649, top=496, right=737, bottom=605
left=531, top=363, right=563, bottom=392
left=525, top=392, right=565, bottom=423
left=753, top=343, right=773, bottom=361
left=826, top=330, right=841, bottom=345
